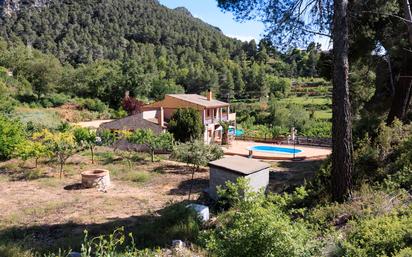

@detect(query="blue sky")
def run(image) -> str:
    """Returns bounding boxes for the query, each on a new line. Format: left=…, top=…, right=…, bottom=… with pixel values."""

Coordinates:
left=159, top=0, right=265, bottom=42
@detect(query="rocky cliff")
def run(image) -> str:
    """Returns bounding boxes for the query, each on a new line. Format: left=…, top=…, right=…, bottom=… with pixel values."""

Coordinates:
left=1, top=0, right=50, bottom=16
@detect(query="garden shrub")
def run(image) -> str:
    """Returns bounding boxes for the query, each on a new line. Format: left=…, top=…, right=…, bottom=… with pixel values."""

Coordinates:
left=0, top=115, right=26, bottom=160
left=201, top=179, right=321, bottom=257
left=41, top=93, right=71, bottom=107
left=339, top=209, right=412, bottom=257
left=394, top=247, right=412, bottom=257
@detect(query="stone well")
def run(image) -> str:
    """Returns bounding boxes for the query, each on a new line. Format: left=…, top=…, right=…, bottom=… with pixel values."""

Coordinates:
left=81, top=169, right=111, bottom=189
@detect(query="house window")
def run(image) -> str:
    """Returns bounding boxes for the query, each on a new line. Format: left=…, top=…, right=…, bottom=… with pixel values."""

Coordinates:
left=206, top=109, right=210, bottom=117
left=208, top=130, right=212, bottom=137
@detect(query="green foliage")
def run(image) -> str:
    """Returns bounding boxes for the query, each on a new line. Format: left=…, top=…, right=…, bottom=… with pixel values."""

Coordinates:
left=171, top=140, right=223, bottom=168
left=0, top=0, right=323, bottom=108
left=34, top=129, right=79, bottom=178
left=0, top=115, right=26, bottom=160
left=43, top=227, right=163, bottom=257
left=15, top=139, right=49, bottom=168
left=216, top=177, right=256, bottom=207
left=74, top=127, right=98, bottom=163
left=127, top=129, right=174, bottom=162
left=267, top=76, right=292, bottom=97
left=168, top=108, right=204, bottom=142
left=339, top=208, right=412, bottom=257
left=302, top=121, right=331, bottom=138
left=149, top=79, right=184, bottom=101
left=39, top=93, right=71, bottom=108
left=201, top=179, right=320, bottom=257
left=351, top=120, right=412, bottom=190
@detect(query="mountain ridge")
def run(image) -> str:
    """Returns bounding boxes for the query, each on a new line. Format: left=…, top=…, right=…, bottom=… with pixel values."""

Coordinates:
left=0, top=0, right=242, bottom=65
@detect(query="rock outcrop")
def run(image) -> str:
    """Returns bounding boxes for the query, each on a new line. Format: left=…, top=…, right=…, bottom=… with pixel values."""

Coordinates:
left=1, top=0, right=50, bottom=16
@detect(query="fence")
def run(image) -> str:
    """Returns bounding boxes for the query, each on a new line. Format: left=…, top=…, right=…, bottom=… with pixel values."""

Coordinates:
left=235, top=135, right=332, bottom=147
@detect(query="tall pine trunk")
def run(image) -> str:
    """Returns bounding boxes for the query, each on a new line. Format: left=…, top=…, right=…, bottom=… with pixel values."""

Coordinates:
left=332, top=0, right=353, bottom=202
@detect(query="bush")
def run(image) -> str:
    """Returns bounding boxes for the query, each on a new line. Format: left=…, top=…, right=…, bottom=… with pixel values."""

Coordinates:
left=41, top=93, right=71, bottom=107
left=0, top=115, right=26, bottom=160
left=81, top=98, right=108, bottom=112
left=308, top=186, right=410, bottom=230
left=339, top=209, right=412, bottom=257
left=394, top=248, right=412, bottom=257
left=201, top=179, right=321, bottom=257
left=302, top=121, right=331, bottom=138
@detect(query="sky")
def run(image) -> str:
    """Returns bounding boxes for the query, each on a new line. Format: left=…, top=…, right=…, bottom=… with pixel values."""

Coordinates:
left=158, top=0, right=332, bottom=49
left=158, top=0, right=265, bottom=42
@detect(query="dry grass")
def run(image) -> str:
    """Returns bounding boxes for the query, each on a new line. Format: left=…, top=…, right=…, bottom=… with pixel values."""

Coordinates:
left=0, top=146, right=208, bottom=254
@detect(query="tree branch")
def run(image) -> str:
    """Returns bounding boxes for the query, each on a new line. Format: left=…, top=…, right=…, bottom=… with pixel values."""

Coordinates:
left=301, top=28, right=332, bottom=37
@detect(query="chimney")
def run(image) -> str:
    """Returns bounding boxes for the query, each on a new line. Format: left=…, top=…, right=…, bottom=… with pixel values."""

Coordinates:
left=158, top=107, right=164, bottom=128
left=207, top=90, right=212, bottom=101
left=125, top=91, right=130, bottom=98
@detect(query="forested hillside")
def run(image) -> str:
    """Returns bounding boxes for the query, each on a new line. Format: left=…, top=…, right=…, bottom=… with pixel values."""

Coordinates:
left=0, top=0, right=323, bottom=107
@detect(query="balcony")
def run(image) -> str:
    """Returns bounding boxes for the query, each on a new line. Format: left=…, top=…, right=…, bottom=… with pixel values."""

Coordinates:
left=204, top=113, right=236, bottom=125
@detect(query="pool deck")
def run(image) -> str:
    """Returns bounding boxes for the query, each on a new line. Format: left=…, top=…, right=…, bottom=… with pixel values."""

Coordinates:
left=222, top=140, right=331, bottom=161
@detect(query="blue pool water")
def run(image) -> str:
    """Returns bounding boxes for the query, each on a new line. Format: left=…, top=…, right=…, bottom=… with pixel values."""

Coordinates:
left=229, top=128, right=244, bottom=136
left=248, top=145, right=303, bottom=155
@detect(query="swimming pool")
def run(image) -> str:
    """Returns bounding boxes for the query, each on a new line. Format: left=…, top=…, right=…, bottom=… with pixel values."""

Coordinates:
left=248, top=145, right=303, bottom=155
left=229, top=128, right=244, bottom=136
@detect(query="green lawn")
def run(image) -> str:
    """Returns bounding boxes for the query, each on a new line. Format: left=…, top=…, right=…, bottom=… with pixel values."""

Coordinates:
left=314, top=109, right=332, bottom=120
left=277, top=96, right=331, bottom=106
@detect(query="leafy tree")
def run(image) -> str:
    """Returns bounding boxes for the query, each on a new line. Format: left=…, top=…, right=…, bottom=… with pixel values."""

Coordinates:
left=171, top=140, right=223, bottom=199
left=74, top=127, right=98, bottom=164
left=36, top=129, right=79, bottom=178
left=127, top=129, right=174, bottom=162
left=168, top=108, right=204, bottom=142
left=217, top=0, right=353, bottom=202
left=218, top=68, right=235, bottom=102
left=0, top=115, right=26, bottom=160
left=15, top=139, right=49, bottom=168
left=149, top=79, right=185, bottom=101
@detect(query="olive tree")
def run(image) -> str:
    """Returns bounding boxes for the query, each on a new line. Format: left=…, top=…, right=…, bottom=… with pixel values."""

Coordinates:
left=36, top=129, right=79, bottom=178
left=172, top=140, right=224, bottom=200
left=127, top=129, right=173, bottom=162
left=15, top=140, right=49, bottom=168
left=74, top=127, right=98, bottom=164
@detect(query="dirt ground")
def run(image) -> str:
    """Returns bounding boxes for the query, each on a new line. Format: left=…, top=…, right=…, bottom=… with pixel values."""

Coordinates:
left=0, top=148, right=213, bottom=252
left=0, top=165, right=206, bottom=229
left=0, top=147, right=322, bottom=253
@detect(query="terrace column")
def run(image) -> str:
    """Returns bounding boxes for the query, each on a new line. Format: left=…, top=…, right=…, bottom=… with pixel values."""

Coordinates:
left=203, top=109, right=206, bottom=124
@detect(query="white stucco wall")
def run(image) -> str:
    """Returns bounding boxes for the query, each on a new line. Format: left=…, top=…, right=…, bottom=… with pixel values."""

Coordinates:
left=209, top=167, right=269, bottom=200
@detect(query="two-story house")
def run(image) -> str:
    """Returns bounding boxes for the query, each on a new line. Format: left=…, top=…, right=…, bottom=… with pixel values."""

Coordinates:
left=143, top=91, right=236, bottom=143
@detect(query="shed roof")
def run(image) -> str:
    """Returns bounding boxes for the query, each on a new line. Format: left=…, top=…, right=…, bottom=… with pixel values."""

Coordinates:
left=208, top=156, right=270, bottom=175
left=99, top=114, right=163, bottom=134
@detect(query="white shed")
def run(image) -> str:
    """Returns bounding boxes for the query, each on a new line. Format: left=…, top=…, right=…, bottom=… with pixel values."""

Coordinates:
left=208, top=156, right=270, bottom=200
